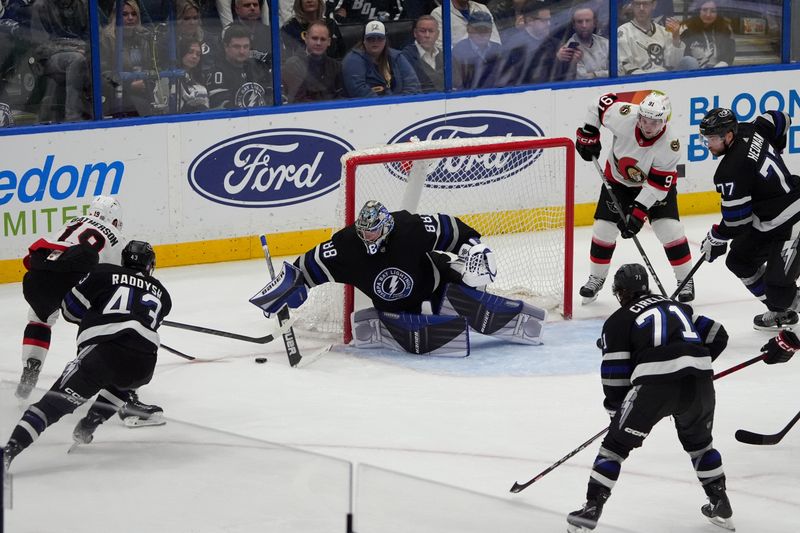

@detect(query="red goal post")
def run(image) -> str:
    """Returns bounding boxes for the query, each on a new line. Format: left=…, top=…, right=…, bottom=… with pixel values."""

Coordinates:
left=299, top=136, right=575, bottom=344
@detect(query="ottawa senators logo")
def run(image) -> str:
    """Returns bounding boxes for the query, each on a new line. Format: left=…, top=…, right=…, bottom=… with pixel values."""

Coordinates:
left=620, top=105, right=631, bottom=115
left=671, top=139, right=680, bottom=152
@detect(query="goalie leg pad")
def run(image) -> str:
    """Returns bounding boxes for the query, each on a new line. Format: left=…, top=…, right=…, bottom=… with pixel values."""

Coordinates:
left=249, top=261, right=308, bottom=317
left=439, top=283, right=547, bottom=345
left=352, top=307, right=470, bottom=357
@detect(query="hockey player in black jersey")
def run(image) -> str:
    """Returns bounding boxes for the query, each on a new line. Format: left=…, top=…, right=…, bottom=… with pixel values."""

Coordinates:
left=699, top=107, right=800, bottom=331
left=250, top=200, right=546, bottom=356
left=567, top=263, right=733, bottom=532
left=2, top=241, right=172, bottom=468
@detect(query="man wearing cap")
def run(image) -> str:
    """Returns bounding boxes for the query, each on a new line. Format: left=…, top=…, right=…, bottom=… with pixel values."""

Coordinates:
left=451, top=11, right=503, bottom=89
left=431, top=0, right=501, bottom=48
left=342, top=19, right=421, bottom=98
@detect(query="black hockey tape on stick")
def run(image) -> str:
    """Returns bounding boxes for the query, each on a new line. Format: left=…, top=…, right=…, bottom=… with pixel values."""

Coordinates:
left=160, top=342, right=196, bottom=361
left=260, top=234, right=303, bottom=367
left=161, top=319, right=288, bottom=344
left=735, top=409, right=800, bottom=445
left=509, top=353, right=765, bottom=493
left=591, top=157, right=668, bottom=298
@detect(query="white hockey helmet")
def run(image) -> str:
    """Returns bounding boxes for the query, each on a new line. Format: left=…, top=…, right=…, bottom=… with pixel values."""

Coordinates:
left=638, top=91, right=672, bottom=123
left=88, top=195, right=123, bottom=229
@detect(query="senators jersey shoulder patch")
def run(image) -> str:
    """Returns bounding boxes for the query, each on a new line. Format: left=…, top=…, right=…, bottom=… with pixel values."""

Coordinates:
left=671, top=139, right=680, bottom=152
left=620, top=104, right=632, bottom=115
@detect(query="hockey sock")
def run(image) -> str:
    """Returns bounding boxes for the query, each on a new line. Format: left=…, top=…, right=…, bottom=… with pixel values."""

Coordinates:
left=588, top=445, right=625, bottom=493
left=22, top=321, right=51, bottom=363
left=689, top=444, right=725, bottom=487
left=588, top=220, right=618, bottom=277
left=8, top=405, right=51, bottom=453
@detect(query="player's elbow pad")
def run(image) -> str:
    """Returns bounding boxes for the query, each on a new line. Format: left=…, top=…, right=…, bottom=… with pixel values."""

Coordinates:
left=706, top=323, right=729, bottom=362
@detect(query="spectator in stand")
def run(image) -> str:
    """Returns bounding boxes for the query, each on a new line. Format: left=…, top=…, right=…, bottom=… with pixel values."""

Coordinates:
left=100, top=0, right=158, bottom=117
left=487, top=0, right=528, bottom=40
left=228, top=0, right=272, bottom=71
left=451, top=11, right=503, bottom=89
left=680, top=0, right=735, bottom=69
left=281, top=0, right=345, bottom=60
left=29, top=0, right=91, bottom=121
left=401, top=15, right=443, bottom=93
left=205, top=23, right=273, bottom=108
left=172, top=0, right=217, bottom=71
left=283, top=20, right=344, bottom=102
left=499, top=1, right=562, bottom=86
left=342, top=20, right=420, bottom=98
left=176, top=37, right=210, bottom=111
left=217, top=0, right=269, bottom=28
left=431, top=0, right=502, bottom=48
left=618, top=0, right=689, bottom=75
left=557, top=4, right=609, bottom=79
left=330, top=0, right=405, bottom=24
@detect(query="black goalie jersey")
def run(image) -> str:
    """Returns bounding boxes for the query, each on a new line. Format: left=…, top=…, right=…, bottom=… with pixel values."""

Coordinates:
left=61, top=264, right=172, bottom=353
left=294, top=210, right=480, bottom=313
left=599, top=294, right=727, bottom=414
left=712, top=111, right=800, bottom=239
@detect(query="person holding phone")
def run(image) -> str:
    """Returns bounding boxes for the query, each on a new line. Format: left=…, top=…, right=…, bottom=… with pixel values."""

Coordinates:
left=557, top=4, right=608, bottom=80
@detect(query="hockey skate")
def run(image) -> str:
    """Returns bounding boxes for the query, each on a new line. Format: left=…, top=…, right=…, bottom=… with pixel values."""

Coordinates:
left=15, top=358, right=41, bottom=400
left=3, top=439, right=22, bottom=469
left=701, top=481, right=735, bottom=531
left=72, top=413, right=104, bottom=446
left=753, top=310, right=799, bottom=332
left=118, top=391, right=165, bottom=428
left=676, top=278, right=695, bottom=303
left=566, top=490, right=610, bottom=532
left=580, top=275, right=606, bottom=304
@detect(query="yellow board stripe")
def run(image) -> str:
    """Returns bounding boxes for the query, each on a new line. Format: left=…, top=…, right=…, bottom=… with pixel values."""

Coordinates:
left=0, top=191, right=721, bottom=284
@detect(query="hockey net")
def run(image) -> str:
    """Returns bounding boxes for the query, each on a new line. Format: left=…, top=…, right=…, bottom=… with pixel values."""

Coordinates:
left=295, top=136, right=574, bottom=344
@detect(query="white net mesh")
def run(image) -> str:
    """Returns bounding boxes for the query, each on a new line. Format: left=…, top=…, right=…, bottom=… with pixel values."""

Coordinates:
left=295, top=136, right=574, bottom=342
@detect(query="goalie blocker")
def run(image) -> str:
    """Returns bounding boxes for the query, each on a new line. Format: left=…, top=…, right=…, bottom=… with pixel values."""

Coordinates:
left=352, top=283, right=546, bottom=356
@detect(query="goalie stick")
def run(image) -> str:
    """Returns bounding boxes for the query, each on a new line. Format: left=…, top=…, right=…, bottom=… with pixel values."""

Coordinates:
left=260, top=234, right=303, bottom=367
left=735, top=409, right=800, bottom=445
left=509, top=353, right=766, bottom=493
left=591, top=157, right=668, bottom=298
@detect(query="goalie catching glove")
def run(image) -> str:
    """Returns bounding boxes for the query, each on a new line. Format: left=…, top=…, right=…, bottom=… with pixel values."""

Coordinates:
left=249, top=261, right=308, bottom=317
left=449, top=243, right=497, bottom=288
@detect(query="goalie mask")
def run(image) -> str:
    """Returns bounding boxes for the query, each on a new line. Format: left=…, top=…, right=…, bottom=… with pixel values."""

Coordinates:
left=637, top=91, right=671, bottom=139
left=355, top=200, right=394, bottom=255
left=88, top=195, right=123, bottom=230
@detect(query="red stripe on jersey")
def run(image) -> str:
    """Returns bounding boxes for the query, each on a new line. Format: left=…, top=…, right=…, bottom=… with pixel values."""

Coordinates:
left=23, top=338, right=50, bottom=349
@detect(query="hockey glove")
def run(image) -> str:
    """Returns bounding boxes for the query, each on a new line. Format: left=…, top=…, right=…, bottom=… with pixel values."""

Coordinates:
left=249, top=262, right=308, bottom=317
left=618, top=202, right=647, bottom=239
left=575, top=124, right=601, bottom=162
left=700, top=225, right=728, bottom=263
left=761, top=330, right=800, bottom=365
left=451, top=243, right=497, bottom=288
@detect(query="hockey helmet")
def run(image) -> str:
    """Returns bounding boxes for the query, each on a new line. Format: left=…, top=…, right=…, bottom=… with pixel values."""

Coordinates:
left=355, top=200, right=394, bottom=255
left=88, top=195, right=123, bottom=229
left=122, top=240, right=156, bottom=276
left=699, top=108, right=738, bottom=138
left=638, top=91, right=672, bottom=123
left=612, top=263, right=650, bottom=305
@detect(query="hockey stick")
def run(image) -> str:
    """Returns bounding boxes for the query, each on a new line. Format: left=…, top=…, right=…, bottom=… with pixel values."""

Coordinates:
left=260, top=234, right=303, bottom=367
left=591, top=157, right=668, bottom=297
left=162, top=318, right=293, bottom=344
left=735, top=409, right=800, bottom=445
left=670, top=257, right=705, bottom=300
left=509, top=353, right=765, bottom=493
left=160, top=342, right=195, bottom=361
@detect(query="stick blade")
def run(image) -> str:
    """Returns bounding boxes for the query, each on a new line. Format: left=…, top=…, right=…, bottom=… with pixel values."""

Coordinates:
left=734, top=429, right=774, bottom=445
left=509, top=483, right=524, bottom=493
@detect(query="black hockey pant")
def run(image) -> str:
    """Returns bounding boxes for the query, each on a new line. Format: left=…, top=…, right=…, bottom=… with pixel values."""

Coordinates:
left=7, top=341, right=156, bottom=455
left=585, top=375, right=725, bottom=501
left=726, top=226, right=800, bottom=311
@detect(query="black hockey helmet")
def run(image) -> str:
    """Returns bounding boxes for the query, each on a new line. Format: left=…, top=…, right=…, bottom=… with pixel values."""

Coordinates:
left=612, top=263, right=650, bottom=305
left=699, top=108, right=738, bottom=138
left=122, top=240, right=155, bottom=276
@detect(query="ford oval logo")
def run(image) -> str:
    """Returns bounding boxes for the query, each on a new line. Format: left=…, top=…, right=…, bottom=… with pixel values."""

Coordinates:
left=188, top=129, right=354, bottom=208
left=386, top=111, right=545, bottom=188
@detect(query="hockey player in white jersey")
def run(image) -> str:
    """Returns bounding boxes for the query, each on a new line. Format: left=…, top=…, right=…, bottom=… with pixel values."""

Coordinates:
left=15, top=196, right=163, bottom=427
left=575, top=91, right=695, bottom=303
